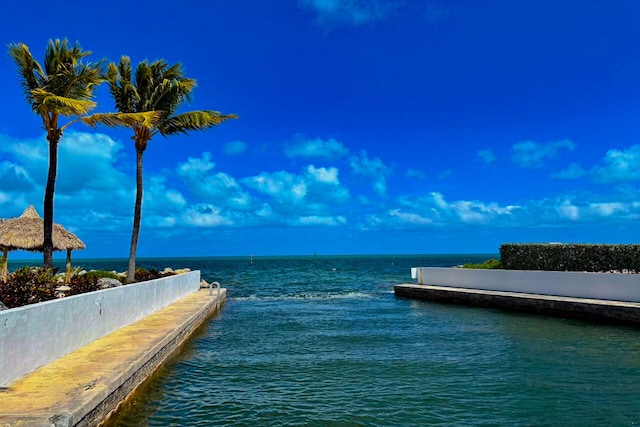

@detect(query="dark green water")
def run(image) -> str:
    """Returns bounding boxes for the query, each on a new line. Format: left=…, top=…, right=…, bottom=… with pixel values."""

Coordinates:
left=17, top=255, right=640, bottom=426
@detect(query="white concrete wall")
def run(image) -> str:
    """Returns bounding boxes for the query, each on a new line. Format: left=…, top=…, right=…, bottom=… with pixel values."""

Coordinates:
left=412, top=267, right=640, bottom=303
left=0, top=271, right=200, bottom=387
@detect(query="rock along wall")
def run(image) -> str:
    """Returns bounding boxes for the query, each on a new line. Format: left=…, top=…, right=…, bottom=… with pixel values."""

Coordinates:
left=0, top=271, right=200, bottom=387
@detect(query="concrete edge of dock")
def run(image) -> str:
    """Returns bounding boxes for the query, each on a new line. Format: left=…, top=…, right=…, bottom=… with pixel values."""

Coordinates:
left=0, top=288, right=227, bottom=427
left=394, top=283, right=640, bottom=326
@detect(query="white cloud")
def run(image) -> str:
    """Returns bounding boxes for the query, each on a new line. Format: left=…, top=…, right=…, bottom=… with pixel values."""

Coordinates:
left=303, top=165, right=350, bottom=205
left=388, top=209, right=433, bottom=225
left=588, top=202, right=627, bottom=217
left=0, top=134, right=47, bottom=163
left=144, top=176, right=187, bottom=213
left=553, top=163, right=586, bottom=179
left=366, top=192, right=522, bottom=229
left=477, top=148, right=496, bottom=164
left=511, top=139, right=575, bottom=168
left=557, top=200, right=580, bottom=220
left=174, top=153, right=351, bottom=228
left=5, top=128, right=640, bottom=252
left=291, top=215, right=347, bottom=226
left=364, top=188, right=640, bottom=232
left=436, top=195, right=520, bottom=224
left=284, top=136, right=349, bottom=160
left=181, top=204, right=234, bottom=227
left=223, top=140, right=248, bottom=156
left=553, top=145, right=640, bottom=183
left=300, top=0, right=394, bottom=27
left=0, top=161, right=37, bottom=192
left=242, top=165, right=350, bottom=210
left=176, top=152, right=216, bottom=175
left=56, top=132, right=130, bottom=193
left=405, top=168, right=425, bottom=179
left=306, top=164, right=339, bottom=183
left=349, top=150, right=392, bottom=196
left=0, top=131, right=134, bottom=221
left=177, top=153, right=254, bottom=210
left=243, top=170, right=307, bottom=204
left=592, top=145, right=640, bottom=183
left=554, top=197, right=640, bottom=222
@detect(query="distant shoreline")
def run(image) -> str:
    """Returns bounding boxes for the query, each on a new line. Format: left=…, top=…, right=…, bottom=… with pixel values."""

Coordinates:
left=8, top=253, right=499, bottom=263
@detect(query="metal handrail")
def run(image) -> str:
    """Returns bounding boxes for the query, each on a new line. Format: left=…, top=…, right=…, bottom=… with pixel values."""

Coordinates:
left=209, top=281, right=221, bottom=299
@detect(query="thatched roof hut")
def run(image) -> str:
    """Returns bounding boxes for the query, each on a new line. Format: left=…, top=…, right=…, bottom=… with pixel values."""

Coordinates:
left=0, top=205, right=86, bottom=282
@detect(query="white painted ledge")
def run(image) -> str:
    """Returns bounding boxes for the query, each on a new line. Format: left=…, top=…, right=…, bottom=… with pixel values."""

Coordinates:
left=412, top=267, right=640, bottom=303
left=0, top=271, right=201, bottom=387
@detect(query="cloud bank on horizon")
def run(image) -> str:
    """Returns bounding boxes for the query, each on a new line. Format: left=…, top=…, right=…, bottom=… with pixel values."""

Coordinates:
left=1, top=0, right=639, bottom=257
left=1, top=129, right=639, bottom=256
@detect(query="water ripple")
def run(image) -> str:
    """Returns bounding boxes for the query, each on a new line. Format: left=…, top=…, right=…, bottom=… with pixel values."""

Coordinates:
left=107, top=256, right=640, bottom=426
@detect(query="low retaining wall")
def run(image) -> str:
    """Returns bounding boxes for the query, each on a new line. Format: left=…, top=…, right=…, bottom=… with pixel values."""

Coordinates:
left=411, top=267, right=640, bottom=302
left=0, top=271, right=200, bottom=387
left=394, top=284, right=640, bottom=326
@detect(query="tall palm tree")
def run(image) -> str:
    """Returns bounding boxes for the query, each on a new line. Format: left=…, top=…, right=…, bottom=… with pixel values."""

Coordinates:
left=8, top=39, right=104, bottom=268
left=85, top=56, right=236, bottom=282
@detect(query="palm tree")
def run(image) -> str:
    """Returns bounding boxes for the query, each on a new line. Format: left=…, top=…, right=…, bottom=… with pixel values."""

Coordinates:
left=85, top=56, right=236, bottom=282
left=8, top=39, right=104, bottom=268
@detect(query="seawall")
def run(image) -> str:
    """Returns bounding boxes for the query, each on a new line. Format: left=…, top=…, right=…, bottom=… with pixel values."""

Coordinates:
left=410, top=267, right=640, bottom=302
left=0, top=286, right=226, bottom=426
left=0, top=271, right=202, bottom=387
left=397, top=268, right=640, bottom=326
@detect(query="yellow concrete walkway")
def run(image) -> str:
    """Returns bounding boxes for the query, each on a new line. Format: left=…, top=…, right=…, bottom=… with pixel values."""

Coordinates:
left=0, top=288, right=226, bottom=427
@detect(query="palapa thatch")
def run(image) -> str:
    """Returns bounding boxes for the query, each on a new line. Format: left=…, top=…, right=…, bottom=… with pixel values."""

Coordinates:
left=0, top=205, right=86, bottom=282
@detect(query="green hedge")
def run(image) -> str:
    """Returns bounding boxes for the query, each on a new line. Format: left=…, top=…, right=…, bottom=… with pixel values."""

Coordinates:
left=462, top=258, right=503, bottom=269
left=500, top=243, right=640, bottom=272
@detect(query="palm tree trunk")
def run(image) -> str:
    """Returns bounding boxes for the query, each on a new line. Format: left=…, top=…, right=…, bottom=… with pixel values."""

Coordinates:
left=65, top=249, right=72, bottom=284
left=43, top=133, right=60, bottom=269
left=127, top=148, right=144, bottom=283
left=1, top=248, right=8, bottom=282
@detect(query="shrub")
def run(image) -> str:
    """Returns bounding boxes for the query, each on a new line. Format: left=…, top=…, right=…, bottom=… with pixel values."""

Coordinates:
left=67, top=273, right=101, bottom=296
left=500, top=243, right=640, bottom=272
left=133, top=267, right=175, bottom=283
left=462, top=258, right=502, bottom=269
left=0, top=266, right=56, bottom=308
left=0, top=266, right=179, bottom=308
left=84, top=270, right=122, bottom=281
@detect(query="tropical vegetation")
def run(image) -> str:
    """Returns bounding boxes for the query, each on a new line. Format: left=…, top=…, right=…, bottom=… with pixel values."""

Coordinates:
left=84, top=56, right=236, bottom=282
left=8, top=40, right=105, bottom=269
left=462, top=258, right=503, bottom=269
left=0, top=266, right=176, bottom=309
left=6, top=40, right=236, bottom=284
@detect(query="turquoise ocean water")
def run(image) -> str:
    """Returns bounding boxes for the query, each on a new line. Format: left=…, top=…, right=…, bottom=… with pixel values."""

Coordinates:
left=14, top=254, right=640, bottom=426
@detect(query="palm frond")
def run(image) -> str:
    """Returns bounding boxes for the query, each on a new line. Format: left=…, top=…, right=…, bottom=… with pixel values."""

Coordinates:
left=159, top=111, right=238, bottom=136
left=31, top=88, right=96, bottom=116
left=10, top=39, right=104, bottom=119
left=106, top=57, right=139, bottom=113
left=152, top=78, right=196, bottom=113
left=81, top=111, right=163, bottom=129
left=43, top=39, right=91, bottom=76
left=8, top=43, right=45, bottom=103
left=55, top=61, right=105, bottom=100
left=135, top=61, right=154, bottom=107
left=104, top=57, right=236, bottom=138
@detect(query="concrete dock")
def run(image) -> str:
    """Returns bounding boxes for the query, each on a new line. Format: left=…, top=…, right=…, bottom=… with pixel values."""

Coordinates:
left=0, top=288, right=226, bottom=426
left=395, top=284, right=640, bottom=326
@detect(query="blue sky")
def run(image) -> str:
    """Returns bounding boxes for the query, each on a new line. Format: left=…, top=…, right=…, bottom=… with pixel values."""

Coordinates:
left=2, top=0, right=640, bottom=258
